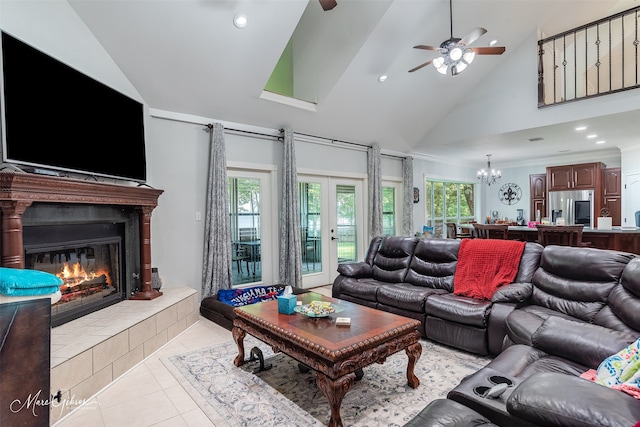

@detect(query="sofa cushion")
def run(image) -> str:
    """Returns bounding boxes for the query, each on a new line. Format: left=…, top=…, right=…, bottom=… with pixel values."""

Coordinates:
left=594, top=257, right=640, bottom=334
left=404, top=238, right=459, bottom=291
left=333, top=277, right=383, bottom=302
left=371, top=236, right=418, bottom=283
left=403, top=398, right=498, bottom=427
left=507, top=372, right=640, bottom=427
left=530, top=246, right=634, bottom=322
left=425, top=293, right=491, bottom=328
left=453, top=239, right=526, bottom=300
left=376, top=283, right=447, bottom=313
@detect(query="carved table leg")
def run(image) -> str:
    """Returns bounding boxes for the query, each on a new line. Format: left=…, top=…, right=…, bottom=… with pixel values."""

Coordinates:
left=315, top=372, right=356, bottom=427
left=405, top=341, right=422, bottom=388
left=232, top=326, right=246, bottom=367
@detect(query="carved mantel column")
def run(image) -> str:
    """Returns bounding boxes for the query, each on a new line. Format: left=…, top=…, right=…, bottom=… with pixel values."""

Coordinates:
left=130, top=206, right=162, bottom=300
left=0, top=200, right=33, bottom=268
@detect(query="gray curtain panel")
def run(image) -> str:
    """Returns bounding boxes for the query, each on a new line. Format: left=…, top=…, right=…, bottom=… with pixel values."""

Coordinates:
left=279, top=127, right=303, bottom=287
left=368, top=143, right=383, bottom=239
left=201, top=123, right=233, bottom=298
left=403, top=156, right=414, bottom=236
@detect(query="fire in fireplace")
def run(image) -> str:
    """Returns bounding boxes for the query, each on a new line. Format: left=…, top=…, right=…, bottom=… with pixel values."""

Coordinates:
left=23, top=219, right=132, bottom=327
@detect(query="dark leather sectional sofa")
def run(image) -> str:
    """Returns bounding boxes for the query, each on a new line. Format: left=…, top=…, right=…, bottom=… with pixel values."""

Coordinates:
left=333, top=235, right=640, bottom=427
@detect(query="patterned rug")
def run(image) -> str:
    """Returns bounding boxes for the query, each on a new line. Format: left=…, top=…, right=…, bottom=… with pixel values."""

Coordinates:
left=163, top=336, right=491, bottom=426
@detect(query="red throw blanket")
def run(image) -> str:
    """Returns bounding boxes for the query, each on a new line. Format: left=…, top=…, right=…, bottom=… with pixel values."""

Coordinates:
left=453, top=239, right=526, bottom=300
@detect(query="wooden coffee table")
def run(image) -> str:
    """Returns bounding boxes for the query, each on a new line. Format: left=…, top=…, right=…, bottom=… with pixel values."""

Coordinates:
left=232, top=292, right=422, bottom=427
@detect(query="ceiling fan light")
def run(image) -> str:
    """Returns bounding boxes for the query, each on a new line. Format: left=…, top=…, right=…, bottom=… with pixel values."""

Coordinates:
left=454, top=61, right=467, bottom=74
left=462, top=50, right=475, bottom=64
left=449, top=47, right=463, bottom=61
left=433, top=57, right=448, bottom=74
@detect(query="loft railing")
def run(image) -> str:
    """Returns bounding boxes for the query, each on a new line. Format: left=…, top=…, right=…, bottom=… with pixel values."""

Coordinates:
left=538, top=6, right=640, bottom=107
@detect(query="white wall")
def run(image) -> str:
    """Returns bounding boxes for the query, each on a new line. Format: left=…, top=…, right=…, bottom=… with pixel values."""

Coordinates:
left=1, top=1, right=636, bottom=301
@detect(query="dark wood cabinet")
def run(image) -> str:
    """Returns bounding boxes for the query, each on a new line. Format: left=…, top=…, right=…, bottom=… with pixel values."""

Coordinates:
left=603, top=167, right=621, bottom=197
left=529, top=173, right=547, bottom=221
left=603, top=167, right=622, bottom=226
left=547, top=162, right=602, bottom=191
left=0, top=298, right=51, bottom=427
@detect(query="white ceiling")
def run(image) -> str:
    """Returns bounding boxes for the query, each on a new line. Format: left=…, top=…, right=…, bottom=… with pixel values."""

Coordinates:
left=67, top=0, right=640, bottom=168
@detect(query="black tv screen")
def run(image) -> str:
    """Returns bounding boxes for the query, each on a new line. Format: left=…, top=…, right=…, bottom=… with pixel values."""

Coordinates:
left=1, top=31, right=147, bottom=182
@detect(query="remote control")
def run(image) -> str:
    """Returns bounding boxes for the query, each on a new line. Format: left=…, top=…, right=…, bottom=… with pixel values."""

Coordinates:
left=484, top=383, right=509, bottom=399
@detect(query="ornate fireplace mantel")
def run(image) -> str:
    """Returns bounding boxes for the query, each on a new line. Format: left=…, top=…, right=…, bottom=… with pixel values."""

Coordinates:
left=0, top=171, right=164, bottom=300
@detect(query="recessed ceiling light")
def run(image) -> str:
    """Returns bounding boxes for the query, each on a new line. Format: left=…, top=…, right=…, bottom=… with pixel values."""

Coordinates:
left=233, top=14, right=248, bottom=29
left=587, top=134, right=598, bottom=138
left=378, top=74, right=388, bottom=82
left=575, top=126, right=587, bottom=131
left=596, top=140, right=606, bottom=144
left=489, top=40, right=498, bottom=46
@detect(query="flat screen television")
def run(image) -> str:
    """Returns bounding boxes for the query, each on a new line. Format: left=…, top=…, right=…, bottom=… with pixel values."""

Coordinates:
left=0, top=31, right=147, bottom=183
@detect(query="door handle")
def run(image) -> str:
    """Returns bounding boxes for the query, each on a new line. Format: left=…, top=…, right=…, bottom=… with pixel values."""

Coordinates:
left=331, top=236, right=338, bottom=241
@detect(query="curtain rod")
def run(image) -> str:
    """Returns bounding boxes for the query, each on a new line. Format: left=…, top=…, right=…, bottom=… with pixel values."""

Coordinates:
left=280, top=128, right=406, bottom=160
left=203, top=123, right=406, bottom=160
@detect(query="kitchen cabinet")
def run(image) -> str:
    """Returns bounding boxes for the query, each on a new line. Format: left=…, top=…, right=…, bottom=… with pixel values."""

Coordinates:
left=602, top=167, right=621, bottom=226
left=529, top=173, right=546, bottom=221
left=547, top=162, right=602, bottom=191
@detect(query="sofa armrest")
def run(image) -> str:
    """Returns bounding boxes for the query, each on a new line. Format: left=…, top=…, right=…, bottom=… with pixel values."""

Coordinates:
left=507, top=372, right=640, bottom=427
left=337, top=262, right=372, bottom=278
left=491, top=282, right=532, bottom=304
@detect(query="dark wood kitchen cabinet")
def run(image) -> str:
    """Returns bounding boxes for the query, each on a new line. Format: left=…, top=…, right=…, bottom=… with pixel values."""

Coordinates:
left=529, top=173, right=547, bottom=221
left=603, top=167, right=621, bottom=226
left=547, top=162, right=603, bottom=191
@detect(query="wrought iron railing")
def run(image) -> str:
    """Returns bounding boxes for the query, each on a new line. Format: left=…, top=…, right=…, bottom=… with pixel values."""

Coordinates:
left=538, top=6, right=640, bottom=107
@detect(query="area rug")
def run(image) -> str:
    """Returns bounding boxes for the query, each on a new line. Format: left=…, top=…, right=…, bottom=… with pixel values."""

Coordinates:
left=163, top=336, right=491, bottom=426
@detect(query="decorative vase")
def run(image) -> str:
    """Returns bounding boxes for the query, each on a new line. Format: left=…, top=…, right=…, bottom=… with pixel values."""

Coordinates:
left=151, top=267, right=163, bottom=291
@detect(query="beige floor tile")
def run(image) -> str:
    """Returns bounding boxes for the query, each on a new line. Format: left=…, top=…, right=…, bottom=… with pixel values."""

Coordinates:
left=100, top=389, right=180, bottom=427
left=180, top=408, right=216, bottom=427
left=54, top=285, right=332, bottom=427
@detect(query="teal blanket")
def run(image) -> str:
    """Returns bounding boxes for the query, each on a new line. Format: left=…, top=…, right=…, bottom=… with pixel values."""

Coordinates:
left=0, top=267, right=63, bottom=297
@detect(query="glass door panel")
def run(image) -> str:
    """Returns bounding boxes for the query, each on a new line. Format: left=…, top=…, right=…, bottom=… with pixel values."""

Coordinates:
left=335, top=184, right=357, bottom=263
left=299, top=182, right=322, bottom=274
left=228, top=170, right=273, bottom=286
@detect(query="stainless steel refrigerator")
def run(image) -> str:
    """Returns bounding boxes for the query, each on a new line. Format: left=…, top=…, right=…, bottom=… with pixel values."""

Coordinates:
left=547, top=190, right=594, bottom=228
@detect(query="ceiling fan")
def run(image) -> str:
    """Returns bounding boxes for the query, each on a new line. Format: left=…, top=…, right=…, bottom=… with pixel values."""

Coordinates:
left=319, top=0, right=337, bottom=11
left=408, top=0, right=505, bottom=75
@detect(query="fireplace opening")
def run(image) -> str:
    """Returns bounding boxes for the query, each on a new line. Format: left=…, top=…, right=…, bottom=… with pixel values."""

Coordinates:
left=24, top=223, right=128, bottom=327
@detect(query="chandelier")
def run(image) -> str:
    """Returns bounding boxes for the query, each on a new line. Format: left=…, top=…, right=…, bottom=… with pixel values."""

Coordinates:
left=477, top=154, right=501, bottom=186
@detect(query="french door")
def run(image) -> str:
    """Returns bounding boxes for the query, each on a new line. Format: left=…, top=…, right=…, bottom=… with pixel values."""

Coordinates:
left=227, top=168, right=275, bottom=287
left=298, top=175, right=365, bottom=288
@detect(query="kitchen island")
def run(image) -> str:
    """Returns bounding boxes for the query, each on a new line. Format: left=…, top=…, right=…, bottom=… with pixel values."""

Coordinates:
left=506, top=226, right=640, bottom=254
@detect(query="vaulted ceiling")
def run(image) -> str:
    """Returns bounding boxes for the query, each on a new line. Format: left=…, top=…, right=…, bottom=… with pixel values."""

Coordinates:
left=67, top=0, right=640, bottom=167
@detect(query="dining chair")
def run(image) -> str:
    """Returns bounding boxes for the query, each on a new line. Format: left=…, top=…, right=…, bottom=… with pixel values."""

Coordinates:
left=472, top=223, right=509, bottom=239
left=536, top=224, right=591, bottom=247
left=446, top=222, right=473, bottom=239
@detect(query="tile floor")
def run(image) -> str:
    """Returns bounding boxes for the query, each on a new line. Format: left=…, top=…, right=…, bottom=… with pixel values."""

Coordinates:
left=53, top=285, right=333, bottom=427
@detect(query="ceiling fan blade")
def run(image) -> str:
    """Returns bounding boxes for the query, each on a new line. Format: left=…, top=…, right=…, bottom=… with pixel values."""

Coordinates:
left=408, top=59, right=435, bottom=73
left=459, top=27, right=487, bottom=46
left=470, top=46, right=506, bottom=55
left=413, top=45, right=441, bottom=51
left=318, top=0, right=337, bottom=11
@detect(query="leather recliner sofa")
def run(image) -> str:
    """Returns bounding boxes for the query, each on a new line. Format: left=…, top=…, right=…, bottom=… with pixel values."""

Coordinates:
left=332, top=235, right=543, bottom=355
left=408, top=247, right=640, bottom=426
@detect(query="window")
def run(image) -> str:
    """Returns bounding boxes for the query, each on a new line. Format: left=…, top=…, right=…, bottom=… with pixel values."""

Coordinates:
left=382, top=186, right=396, bottom=236
left=425, top=180, right=475, bottom=238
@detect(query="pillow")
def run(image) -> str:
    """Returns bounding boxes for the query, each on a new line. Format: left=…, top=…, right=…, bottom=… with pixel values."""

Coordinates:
left=0, top=267, right=63, bottom=297
left=217, top=285, right=284, bottom=307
